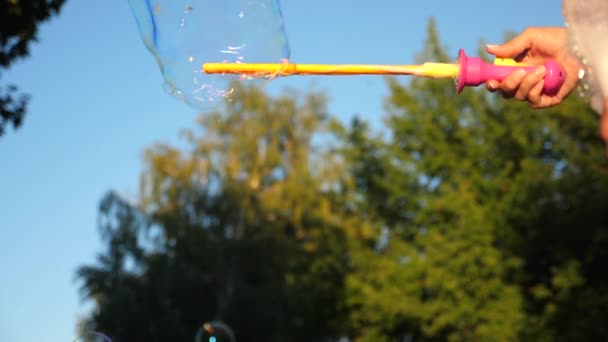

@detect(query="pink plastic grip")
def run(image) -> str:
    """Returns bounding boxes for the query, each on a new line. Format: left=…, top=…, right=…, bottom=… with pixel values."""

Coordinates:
left=456, top=49, right=566, bottom=95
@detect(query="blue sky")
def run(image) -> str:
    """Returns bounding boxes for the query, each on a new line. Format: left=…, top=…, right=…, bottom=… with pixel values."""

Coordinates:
left=0, top=1, right=564, bottom=341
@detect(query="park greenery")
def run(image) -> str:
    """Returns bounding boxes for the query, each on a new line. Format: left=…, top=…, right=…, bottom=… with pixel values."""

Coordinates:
left=76, top=19, right=608, bottom=341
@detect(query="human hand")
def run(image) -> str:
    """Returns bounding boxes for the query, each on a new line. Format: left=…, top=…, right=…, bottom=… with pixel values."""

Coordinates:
left=485, top=27, right=583, bottom=108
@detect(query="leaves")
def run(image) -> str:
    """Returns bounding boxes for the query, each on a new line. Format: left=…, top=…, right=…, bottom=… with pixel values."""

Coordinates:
left=341, top=18, right=608, bottom=341
left=75, top=18, right=608, bottom=342
left=76, top=82, right=352, bottom=341
left=0, top=0, right=66, bottom=136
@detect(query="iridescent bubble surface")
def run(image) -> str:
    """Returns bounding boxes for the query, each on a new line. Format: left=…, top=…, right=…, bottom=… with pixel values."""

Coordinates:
left=195, top=321, right=236, bottom=342
left=127, top=0, right=291, bottom=110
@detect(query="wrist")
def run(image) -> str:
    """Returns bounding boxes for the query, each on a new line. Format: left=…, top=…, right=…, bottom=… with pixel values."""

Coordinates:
left=569, top=48, right=597, bottom=109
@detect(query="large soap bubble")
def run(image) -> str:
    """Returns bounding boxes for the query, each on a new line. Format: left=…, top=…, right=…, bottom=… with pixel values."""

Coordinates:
left=128, top=0, right=290, bottom=109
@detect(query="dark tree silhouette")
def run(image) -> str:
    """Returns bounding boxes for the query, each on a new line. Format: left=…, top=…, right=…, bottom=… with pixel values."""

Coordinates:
left=76, top=83, right=353, bottom=342
left=1, top=0, right=66, bottom=135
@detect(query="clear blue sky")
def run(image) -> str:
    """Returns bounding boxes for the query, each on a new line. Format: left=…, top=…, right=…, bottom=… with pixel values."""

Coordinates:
left=0, top=1, right=564, bottom=341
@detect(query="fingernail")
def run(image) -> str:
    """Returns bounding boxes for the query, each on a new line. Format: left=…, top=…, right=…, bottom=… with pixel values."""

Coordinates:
left=535, top=65, right=546, bottom=76
left=515, top=69, right=527, bottom=78
left=486, top=44, right=498, bottom=50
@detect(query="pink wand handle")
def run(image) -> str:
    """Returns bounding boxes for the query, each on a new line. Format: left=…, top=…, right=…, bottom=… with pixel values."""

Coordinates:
left=456, top=49, right=566, bottom=95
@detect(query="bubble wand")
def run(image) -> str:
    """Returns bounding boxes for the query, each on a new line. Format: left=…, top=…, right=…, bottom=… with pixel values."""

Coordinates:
left=204, top=49, right=566, bottom=95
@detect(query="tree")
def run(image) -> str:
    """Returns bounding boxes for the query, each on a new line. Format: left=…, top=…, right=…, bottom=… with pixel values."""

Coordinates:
left=1, top=0, right=66, bottom=136
left=340, top=17, right=608, bottom=341
left=340, top=18, right=524, bottom=341
left=75, top=82, right=355, bottom=341
left=75, top=16, right=608, bottom=342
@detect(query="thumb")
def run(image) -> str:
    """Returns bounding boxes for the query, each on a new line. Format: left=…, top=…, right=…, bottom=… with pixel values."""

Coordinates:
left=486, top=31, right=532, bottom=58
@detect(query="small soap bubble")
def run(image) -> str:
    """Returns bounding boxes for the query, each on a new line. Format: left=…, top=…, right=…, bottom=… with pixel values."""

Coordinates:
left=195, top=321, right=236, bottom=342
left=73, top=331, right=112, bottom=342
left=127, top=0, right=290, bottom=111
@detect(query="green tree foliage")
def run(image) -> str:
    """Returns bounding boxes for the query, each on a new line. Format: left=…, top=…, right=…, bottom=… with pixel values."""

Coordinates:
left=1, top=0, right=66, bottom=135
left=76, top=17, right=608, bottom=342
left=341, top=17, right=608, bottom=341
left=340, top=18, right=524, bottom=341
left=76, top=83, right=354, bottom=341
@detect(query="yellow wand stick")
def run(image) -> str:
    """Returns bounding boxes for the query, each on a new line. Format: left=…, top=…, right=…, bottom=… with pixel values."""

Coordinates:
left=202, top=62, right=460, bottom=78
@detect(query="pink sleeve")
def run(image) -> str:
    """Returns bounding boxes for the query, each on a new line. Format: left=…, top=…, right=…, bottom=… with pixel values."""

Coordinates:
left=563, top=0, right=608, bottom=114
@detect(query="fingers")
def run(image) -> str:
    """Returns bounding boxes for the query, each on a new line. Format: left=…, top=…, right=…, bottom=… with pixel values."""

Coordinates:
left=527, top=80, right=544, bottom=107
left=486, top=80, right=499, bottom=92
left=486, top=66, right=558, bottom=108
left=491, top=69, right=527, bottom=99
left=515, top=66, right=546, bottom=101
left=483, top=27, right=577, bottom=109
left=486, top=29, right=533, bottom=58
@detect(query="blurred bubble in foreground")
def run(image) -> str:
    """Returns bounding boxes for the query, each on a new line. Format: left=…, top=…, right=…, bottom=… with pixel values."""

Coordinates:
left=127, top=0, right=291, bottom=110
left=195, top=321, right=236, bottom=342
